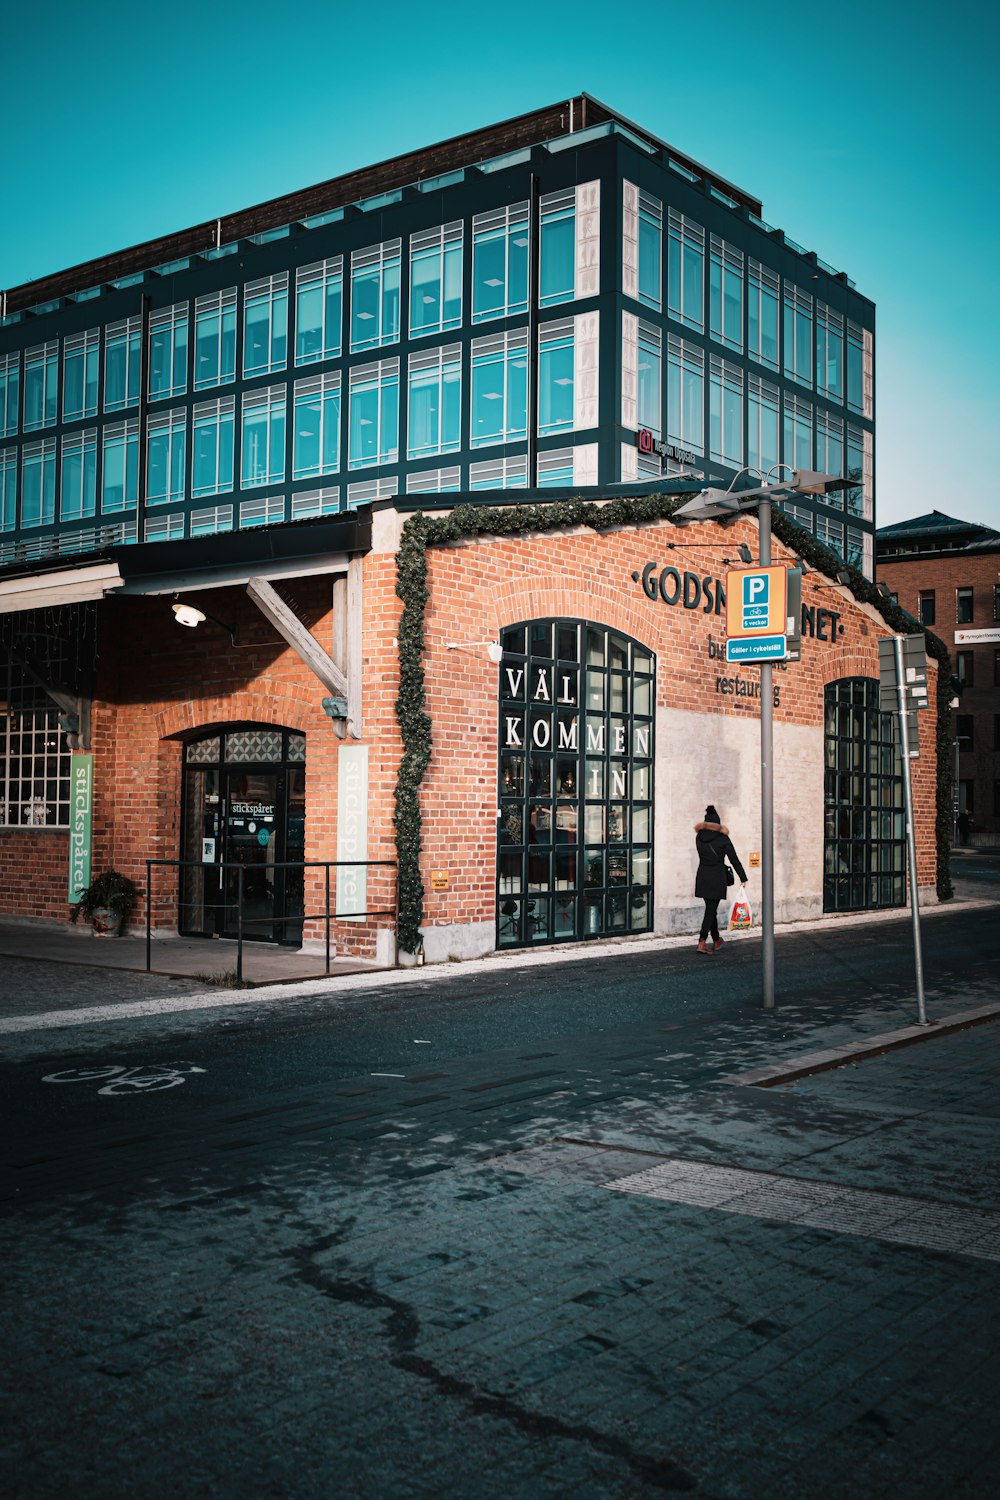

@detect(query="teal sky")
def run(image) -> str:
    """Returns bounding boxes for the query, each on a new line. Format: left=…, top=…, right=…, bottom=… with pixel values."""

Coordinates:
left=4, top=0, right=997, bottom=529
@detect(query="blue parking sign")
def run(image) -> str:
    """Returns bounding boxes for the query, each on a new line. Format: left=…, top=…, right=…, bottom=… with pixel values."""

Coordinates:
left=742, top=573, right=770, bottom=629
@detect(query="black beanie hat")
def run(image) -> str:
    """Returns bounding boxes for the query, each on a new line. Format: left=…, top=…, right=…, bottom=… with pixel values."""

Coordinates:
left=705, top=805, right=721, bottom=824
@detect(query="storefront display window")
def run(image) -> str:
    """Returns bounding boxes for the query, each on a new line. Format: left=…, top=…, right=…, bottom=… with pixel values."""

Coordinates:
left=823, top=679, right=904, bottom=912
left=497, top=619, right=654, bottom=946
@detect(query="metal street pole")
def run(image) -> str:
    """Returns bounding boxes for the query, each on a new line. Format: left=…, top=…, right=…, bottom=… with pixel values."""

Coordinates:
left=894, top=636, right=928, bottom=1024
left=759, top=494, right=775, bottom=1010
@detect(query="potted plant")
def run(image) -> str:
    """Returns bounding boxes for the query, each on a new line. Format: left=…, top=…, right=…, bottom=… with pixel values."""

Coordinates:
left=71, top=870, right=139, bottom=937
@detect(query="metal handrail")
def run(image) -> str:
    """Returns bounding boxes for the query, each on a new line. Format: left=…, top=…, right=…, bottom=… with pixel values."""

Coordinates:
left=145, top=857, right=397, bottom=983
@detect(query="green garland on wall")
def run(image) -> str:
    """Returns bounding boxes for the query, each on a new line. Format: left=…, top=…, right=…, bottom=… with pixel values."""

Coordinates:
left=393, top=494, right=953, bottom=953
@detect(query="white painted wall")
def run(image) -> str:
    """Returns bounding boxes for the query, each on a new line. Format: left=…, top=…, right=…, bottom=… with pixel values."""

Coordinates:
left=654, top=706, right=825, bottom=935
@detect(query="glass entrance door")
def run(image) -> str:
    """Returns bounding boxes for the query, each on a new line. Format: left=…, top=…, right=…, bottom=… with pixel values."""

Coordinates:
left=180, top=727, right=306, bottom=945
left=223, top=769, right=280, bottom=941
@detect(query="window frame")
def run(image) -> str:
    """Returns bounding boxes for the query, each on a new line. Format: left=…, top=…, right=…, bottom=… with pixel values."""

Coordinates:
left=295, top=259, right=343, bottom=365
left=194, top=288, right=237, bottom=391
left=243, top=275, right=288, bottom=380
left=409, top=223, right=463, bottom=340
left=472, top=202, right=530, bottom=324
left=148, top=303, right=190, bottom=401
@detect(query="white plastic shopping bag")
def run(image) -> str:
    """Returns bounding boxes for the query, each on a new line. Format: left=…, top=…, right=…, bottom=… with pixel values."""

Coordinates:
left=727, top=890, right=753, bottom=933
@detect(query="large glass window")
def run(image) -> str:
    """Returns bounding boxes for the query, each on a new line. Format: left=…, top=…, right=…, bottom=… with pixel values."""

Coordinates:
left=846, top=425, right=866, bottom=519
left=845, top=527, right=864, bottom=571
left=638, top=190, right=662, bottom=311
left=667, top=335, right=704, bottom=452
left=538, top=320, right=574, bottom=436
left=815, top=513, right=844, bottom=560
left=816, top=411, right=844, bottom=488
left=293, top=373, right=341, bottom=480
left=472, top=202, right=529, bottom=323
left=241, top=385, right=286, bottom=489
left=295, top=258, right=342, bottom=365
left=709, top=356, right=743, bottom=467
left=471, top=330, right=527, bottom=448
left=637, top=320, right=662, bottom=437
left=0, top=353, right=19, bottom=438
left=192, top=397, right=236, bottom=497
left=149, top=303, right=189, bottom=399
left=20, top=439, right=56, bottom=527
left=783, top=282, right=813, bottom=387
left=667, top=211, right=704, bottom=331
left=748, top=374, right=779, bottom=475
left=847, top=322, right=873, bottom=418
left=348, top=358, right=399, bottom=469
left=23, top=342, right=59, bottom=431
left=824, top=678, right=904, bottom=912
left=624, top=182, right=662, bottom=311
left=1, top=447, right=17, bottom=531
left=194, top=288, right=237, bottom=390
left=104, top=318, right=141, bottom=412
left=146, top=408, right=187, bottom=505
left=956, top=587, right=974, bottom=624
left=62, top=329, right=99, bottom=422
left=59, top=428, right=97, bottom=520
left=918, top=590, right=936, bottom=626
left=410, top=223, right=462, bottom=339
left=350, top=240, right=401, bottom=353
left=539, top=189, right=576, bottom=308
left=783, top=394, right=813, bottom=471
left=243, top=275, right=288, bottom=378
left=407, top=345, right=461, bottom=460
left=816, top=303, right=843, bottom=401
left=101, top=419, right=139, bottom=514
left=497, top=619, right=654, bottom=946
left=748, top=259, right=779, bottom=371
left=709, top=236, right=743, bottom=352
left=1, top=627, right=80, bottom=828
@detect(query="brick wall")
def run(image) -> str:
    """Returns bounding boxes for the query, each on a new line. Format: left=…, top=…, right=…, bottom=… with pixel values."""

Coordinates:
left=390, top=511, right=939, bottom=951
left=880, top=546, right=998, bottom=840
left=1, top=511, right=941, bottom=955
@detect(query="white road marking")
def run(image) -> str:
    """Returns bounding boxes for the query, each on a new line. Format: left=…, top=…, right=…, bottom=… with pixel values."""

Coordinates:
left=605, top=1157, right=1000, bottom=1261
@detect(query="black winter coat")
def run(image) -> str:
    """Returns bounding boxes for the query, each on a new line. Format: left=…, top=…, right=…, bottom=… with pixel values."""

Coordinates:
left=694, top=822, right=748, bottom=900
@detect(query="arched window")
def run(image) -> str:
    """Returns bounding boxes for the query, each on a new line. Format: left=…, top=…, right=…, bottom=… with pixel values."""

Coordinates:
left=497, top=619, right=655, bottom=946
left=824, top=679, right=904, bottom=912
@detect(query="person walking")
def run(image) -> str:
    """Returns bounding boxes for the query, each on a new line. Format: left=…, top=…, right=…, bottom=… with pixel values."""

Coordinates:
left=694, top=805, right=747, bottom=954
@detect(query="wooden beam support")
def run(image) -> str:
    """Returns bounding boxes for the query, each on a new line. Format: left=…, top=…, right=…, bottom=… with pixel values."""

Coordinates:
left=245, top=577, right=348, bottom=698
left=330, top=559, right=363, bottom=740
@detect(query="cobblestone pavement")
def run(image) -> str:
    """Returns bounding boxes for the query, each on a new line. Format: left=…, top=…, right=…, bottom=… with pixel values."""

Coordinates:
left=2, top=901, right=999, bottom=1498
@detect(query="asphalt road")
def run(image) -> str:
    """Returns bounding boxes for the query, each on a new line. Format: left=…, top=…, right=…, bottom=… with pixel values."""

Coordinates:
left=3, top=901, right=1000, bottom=1498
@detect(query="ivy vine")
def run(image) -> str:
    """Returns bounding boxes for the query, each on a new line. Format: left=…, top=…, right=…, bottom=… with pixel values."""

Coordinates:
left=392, top=495, right=953, bottom=953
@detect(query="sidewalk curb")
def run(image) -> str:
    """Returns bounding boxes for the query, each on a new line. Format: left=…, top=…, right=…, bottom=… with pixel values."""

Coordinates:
left=0, top=897, right=996, bottom=1035
left=718, top=1001, right=1000, bottom=1088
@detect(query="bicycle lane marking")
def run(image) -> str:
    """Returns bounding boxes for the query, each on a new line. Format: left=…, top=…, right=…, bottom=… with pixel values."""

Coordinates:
left=42, top=1063, right=207, bottom=1095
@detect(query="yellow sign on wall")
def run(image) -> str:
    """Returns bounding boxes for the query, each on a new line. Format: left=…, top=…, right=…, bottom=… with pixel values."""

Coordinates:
left=430, top=870, right=449, bottom=891
left=725, top=567, right=788, bottom=639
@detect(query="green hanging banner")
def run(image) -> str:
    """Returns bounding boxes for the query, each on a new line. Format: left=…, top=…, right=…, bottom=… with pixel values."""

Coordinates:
left=67, top=753, right=94, bottom=903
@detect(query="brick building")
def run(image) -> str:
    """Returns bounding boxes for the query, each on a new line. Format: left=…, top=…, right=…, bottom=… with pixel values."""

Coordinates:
left=878, top=509, right=1000, bottom=846
left=1, top=96, right=938, bottom=961
left=0, top=495, right=942, bottom=961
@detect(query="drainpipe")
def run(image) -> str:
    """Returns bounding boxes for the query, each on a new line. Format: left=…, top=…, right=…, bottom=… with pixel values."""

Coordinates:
left=527, top=173, right=540, bottom=489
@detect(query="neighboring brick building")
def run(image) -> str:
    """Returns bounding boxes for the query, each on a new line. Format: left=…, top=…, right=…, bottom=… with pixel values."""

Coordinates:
left=878, top=510, right=1000, bottom=847
left=0, top=494, right=941, bottom=962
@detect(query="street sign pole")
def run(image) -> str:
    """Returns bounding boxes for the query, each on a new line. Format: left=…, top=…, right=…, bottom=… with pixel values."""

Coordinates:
left=759, top=495, right=775, bottom=1011
left=893, top=635, right=928, bottom=1024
